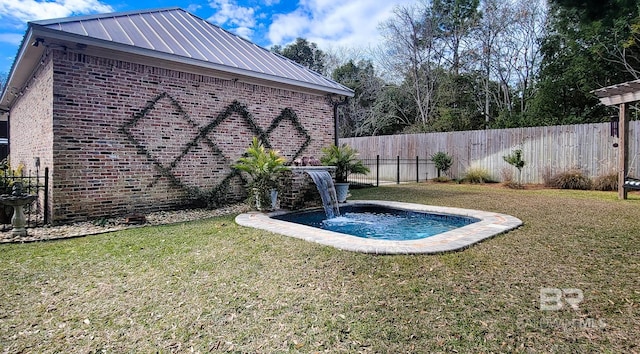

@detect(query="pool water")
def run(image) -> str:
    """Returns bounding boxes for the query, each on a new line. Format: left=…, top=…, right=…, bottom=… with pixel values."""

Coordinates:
left=273, top=205, right=479, bottom=241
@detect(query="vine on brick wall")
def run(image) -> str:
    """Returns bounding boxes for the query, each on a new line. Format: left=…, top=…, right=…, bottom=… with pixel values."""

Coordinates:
left=186, top=170, right=247, bottom=208
left=120, top=92, right=313, bottom=208
left=265, top=107, right=311, bottom=162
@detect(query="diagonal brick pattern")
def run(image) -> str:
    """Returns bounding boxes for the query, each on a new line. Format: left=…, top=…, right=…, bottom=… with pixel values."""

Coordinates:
left=121, top=93, right=311, bottom=198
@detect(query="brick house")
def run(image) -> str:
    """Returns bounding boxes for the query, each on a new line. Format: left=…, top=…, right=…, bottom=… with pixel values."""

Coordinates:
left=0, top=7, right=353, bottom=223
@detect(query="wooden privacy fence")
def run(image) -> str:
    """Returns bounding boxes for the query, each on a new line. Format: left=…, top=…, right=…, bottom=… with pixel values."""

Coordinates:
left=341, top=121, right=640, bottom=184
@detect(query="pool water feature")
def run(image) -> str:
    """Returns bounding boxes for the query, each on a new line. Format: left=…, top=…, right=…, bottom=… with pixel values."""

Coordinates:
left=273, top=204, right=479, bottom=241
left=305, top=170, right=340, bottom=218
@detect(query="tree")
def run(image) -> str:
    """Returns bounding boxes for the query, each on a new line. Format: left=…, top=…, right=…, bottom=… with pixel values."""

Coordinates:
left=466, top=0, right=546, bottom=128
left=431, top=70, right=486, bottom=131
left=573, top=0, right=640, bottom=80
left=431, top=151, right=453, bottom=178
left=368, top=84, right=417, bottom=135
left=433, top=0, right=481, bottom=75
left=472, top=0, right=505, bottom=126
left=332, top=60, right=386, bottom=137
left=506, top=0, right=547, bottom=118
left=550, top=0, right=638, bottom=24
left=624, top=15, right=640, bottom=79
left=378, top=3, right=443, bottom=128
left=503, top=149, right=525, bottom=186
left=529, top=0, right=638, bottom=124
left=271, top=38, right=326, bottom=75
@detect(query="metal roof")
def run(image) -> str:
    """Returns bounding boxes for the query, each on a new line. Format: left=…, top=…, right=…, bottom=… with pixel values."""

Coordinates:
left=1, top=7, right=352, bottom=110
left=593, top=79, right=640, bottom=106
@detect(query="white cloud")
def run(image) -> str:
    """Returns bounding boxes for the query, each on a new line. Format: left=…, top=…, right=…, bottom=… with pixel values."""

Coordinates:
left=207, top=0, right=256, bottom=29
left=0, top=0, right=113, bottom=24
left=267, top=0, right=415, bottom=51
left=268, top=11, right=308, bottom=44
left=0, top=33, right=24, bottom=45
left=234, top=26, right=253, bottom=39
left=186, top=4, right=202, bottom=13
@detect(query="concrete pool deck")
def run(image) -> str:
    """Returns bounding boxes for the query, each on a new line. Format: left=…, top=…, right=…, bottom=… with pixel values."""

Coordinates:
left=235, top=200, right=523, bottom=254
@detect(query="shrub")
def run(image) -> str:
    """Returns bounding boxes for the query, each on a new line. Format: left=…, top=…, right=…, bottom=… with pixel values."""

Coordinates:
left=551, top=169, right=592, bottom=190
left=593, top=173, right=618, bottom=191
left=430, top=152, right=453, bottom=178
left=542, top=166, right=554, bottom=187
left=463, top=167, right=492, bottom=184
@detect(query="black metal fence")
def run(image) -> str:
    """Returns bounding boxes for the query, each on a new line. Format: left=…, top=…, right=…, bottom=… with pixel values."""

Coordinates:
left=349, top=156, right=437, bottom=187
left=0, top=167, right=49, bottom=227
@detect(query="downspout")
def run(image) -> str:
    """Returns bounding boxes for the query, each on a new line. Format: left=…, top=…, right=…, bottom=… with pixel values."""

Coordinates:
left=329, top=95, right=349, bottom=146
left=0, top=109, right=9, bottom=159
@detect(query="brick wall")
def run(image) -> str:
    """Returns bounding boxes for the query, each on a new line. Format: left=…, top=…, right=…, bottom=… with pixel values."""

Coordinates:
left=43, top=49, right=334, bottom=222
left=9, top=54, right=54, bottom=221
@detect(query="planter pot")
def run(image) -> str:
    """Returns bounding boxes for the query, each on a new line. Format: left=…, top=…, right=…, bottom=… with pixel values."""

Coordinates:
left=252, top=188, right=264, bottom=211
left=270, top=189, right=279, bottom=210
left=253, top=188, right=279, bottom=211
left=334, top=182, right=350, bottom=203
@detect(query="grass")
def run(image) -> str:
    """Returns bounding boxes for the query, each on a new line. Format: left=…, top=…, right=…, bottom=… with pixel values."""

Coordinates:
left=1, top=183, right=639, bottom=353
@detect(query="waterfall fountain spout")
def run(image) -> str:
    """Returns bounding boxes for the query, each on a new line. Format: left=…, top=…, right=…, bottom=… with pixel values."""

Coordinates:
left=306, top=170, right=340, bottom=219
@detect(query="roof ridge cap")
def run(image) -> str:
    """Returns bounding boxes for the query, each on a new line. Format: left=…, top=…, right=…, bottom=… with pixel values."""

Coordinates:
left=29, top=7, right=184, bottom=26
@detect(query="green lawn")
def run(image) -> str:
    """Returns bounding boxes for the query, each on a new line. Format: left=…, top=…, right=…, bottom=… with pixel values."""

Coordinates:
left=1, top=183, right=638, bottom=352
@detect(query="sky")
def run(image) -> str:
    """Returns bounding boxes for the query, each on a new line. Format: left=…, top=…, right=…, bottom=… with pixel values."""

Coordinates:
left=0, top=0, right=415, bottom=75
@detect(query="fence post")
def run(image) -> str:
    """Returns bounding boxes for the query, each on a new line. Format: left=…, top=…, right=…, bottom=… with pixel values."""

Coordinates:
left=376, top=155, right=379, bottom=187
left=397, top=156, right=400, bottom=184
left=27, top=169, right=32, bottom=192
left=44, top=167, right=49, bottom=225
left=416, top=156, right=419, bottom=183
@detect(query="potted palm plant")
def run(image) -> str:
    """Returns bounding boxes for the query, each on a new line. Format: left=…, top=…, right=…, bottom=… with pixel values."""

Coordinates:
left=320, top=144, right=370, bottom=203
left=233, top=137, right=289, bottom=211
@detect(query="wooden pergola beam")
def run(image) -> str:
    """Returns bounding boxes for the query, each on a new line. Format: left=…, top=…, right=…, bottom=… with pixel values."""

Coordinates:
left=594, top=79, right=640, bottom=106
left=592, top=80, right=639, bottom=200
left=618, top=103, right=629, bottom=200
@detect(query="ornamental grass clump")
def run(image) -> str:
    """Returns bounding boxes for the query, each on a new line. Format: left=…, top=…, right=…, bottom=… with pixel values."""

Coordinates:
left=592, top=172, right=618, bottom=191
left=551, top=169, right=592, bottom=190
left=463, top=167, right=492, bottom=184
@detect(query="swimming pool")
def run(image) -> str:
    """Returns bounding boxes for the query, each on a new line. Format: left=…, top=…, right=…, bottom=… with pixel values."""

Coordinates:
left=272, top=204, right=480, bottom=241
left=235, top=200, right=523, bottom=254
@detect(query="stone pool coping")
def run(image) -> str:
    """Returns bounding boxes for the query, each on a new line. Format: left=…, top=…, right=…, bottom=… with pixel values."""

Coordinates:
left=235, top=200, right=523, bottom=254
